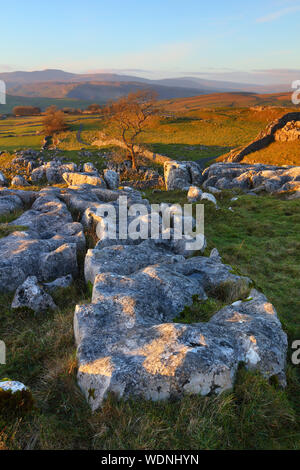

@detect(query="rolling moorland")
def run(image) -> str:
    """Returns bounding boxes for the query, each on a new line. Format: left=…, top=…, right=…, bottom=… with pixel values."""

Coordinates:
left=0, top=95, right=299, bottom=450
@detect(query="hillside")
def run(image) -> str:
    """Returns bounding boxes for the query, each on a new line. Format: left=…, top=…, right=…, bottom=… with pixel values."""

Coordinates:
left=162, top=92, right=296, bottom=111
left=7, top=80, right=208, bottom=101
left=1, top=89, right=296, bottom=116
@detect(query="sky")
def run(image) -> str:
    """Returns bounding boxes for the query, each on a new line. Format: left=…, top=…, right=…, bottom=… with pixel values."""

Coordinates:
left=0, top=0, right=300, bottom=84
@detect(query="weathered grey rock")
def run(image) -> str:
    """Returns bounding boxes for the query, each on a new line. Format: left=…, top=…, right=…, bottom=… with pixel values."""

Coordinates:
left=11, top=276, right=57, bottom=312
left=13, top=195, right=72, bottom=236
left=224, top=112, right=300, bottom=162
left=0, top=188, right=37, bottom=206
left=62, top=172, right=107, bottom=188
left=39, top=243, right=78, bottom=281
left=0, top=380, right=27, bottom=393
left=0, top=193, right=84, bottom=292
left=103, top=169, right=120, bottom=190
left=210, top=247, right=221, bottom=261
left=0, top=194, right=23, bottom=216
left=30, top=166, right=45, bottom=183
left=202, top=162, right=300, bottom=195
left=187, top=186, right=202, bottom=202
left=75, top=236, right=258, bottom=412
left=45, top=166, right=62, bottom=184
left=59, top=185, right=120, bottom=216
left=164, top=161, right=203, bottom=190
left=75, top=281, right=286, bottom=410
left=83, top=162, right=97, bottom=173
left=44, top=274, right=73, bottom=292
left=85, top=240, right=185, bottom=284
left=11, top=175, right=29, bottom=187
left=44, top=162, right=78, bottom=184
left=274, top=121, right=300, bottom=142
left=187, top=161, right=204, bottom=186
left=206, top=186, right=221, bottom=194
left=201, top=192, right=217, bottom=205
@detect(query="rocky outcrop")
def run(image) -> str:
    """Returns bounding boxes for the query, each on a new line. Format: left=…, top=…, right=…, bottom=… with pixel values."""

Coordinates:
left=0, top=168, right=289, bottom=412
left=202, top=162, right=300, bottom=197
left=224, top=112, right=300, bottom=163
left=75, top=235, right=287, bottom=410
left=0, top=193, right=24, bottom=216
left=44, top=274, right=73, bottom=292
left=187, top=186, right=202, bottom=202
left=11, top=175, right=29, bottom=187
left=30, top=161, right=77, bottom=184
left=103, top=169, right=119, bottom=190
left=73, top=188, right=287, bottom=410
left=92, top=133, right=172, bottom=165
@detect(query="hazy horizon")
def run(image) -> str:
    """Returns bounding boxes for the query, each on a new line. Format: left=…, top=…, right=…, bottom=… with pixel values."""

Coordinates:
left=1, top=0, right=299, bottom=86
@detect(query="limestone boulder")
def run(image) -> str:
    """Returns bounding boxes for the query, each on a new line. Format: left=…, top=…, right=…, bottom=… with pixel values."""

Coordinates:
left=11, top=175, right=29, bottom=187
left=0, top=194, right=23, bottom=216
left=0, top=171, right=8, bottom=187
left=11, top=276, right=57, bottom=312
left=75, top=282, right=286, bottom=410
left=44, top=274, right=73, bottom=292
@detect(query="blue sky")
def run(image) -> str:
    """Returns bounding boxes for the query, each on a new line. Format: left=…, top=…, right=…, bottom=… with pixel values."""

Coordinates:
left=0, top=0, right=299, bottom=83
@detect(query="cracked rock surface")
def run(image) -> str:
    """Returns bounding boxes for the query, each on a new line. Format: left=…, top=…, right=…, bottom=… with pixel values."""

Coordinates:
left=202, top=162, right=300, bottom=197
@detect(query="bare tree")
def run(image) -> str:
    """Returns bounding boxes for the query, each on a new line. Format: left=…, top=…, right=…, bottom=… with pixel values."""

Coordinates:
left=103, top=90, right=159, bottom=169
left=43, top=106, right=67, bottom=135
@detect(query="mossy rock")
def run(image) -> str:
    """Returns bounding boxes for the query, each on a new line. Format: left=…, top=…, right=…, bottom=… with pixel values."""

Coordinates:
left=0, top=382, right=34, bottom=415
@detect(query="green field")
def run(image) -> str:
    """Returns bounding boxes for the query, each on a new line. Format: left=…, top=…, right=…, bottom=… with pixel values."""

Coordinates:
left=0, top=102, right=299, bottom=450
left=1, top=105, right=297, bottom=163
left=0, top=95, right=95, bottom=114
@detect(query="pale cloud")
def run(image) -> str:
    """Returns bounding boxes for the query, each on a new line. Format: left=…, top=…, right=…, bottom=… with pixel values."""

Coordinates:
left=256, top=4, right=300, bottom=23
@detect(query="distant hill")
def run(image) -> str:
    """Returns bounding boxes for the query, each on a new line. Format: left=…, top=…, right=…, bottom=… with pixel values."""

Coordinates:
left=0, top=69, right=291, bottom=101
left=7, top=80, right=211, bottom=101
